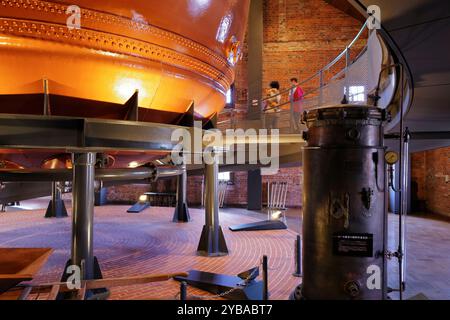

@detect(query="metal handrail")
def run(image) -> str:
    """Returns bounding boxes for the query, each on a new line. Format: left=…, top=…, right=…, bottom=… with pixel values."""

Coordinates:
left=219, top=21, right=371, bottom=131
left=258, top=21, right=368, bottom=104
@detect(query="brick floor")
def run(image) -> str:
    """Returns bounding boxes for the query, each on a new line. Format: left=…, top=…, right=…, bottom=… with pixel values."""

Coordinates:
left=2, top=201, right=449, bottom=300
left=221, top=208, right=450, bottom=300
left=0, top=205, right=299, bottom=300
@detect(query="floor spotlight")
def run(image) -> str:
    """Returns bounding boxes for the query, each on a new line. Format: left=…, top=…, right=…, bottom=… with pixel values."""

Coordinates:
left=270, top=210, right=283, bottom=221
left=127, top=194, right=151, bottom=213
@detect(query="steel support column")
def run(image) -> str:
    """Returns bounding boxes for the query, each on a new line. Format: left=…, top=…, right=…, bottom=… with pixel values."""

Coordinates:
left=247, top=0, right=264, bottom=120
left=61, top=152, right=107, bottom=299
left=45, top=181, right=68, bottom=218
left=172, top=164, right=191, bottom=222
left=197, top=160, right=228, bottom=257
left=71, top=152, right=96, bottom=280
left=247, top=169, right=262, bottom=211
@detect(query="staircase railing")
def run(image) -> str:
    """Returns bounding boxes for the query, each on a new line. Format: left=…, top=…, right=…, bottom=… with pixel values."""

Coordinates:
left=218, top=21, right=399, bottom=134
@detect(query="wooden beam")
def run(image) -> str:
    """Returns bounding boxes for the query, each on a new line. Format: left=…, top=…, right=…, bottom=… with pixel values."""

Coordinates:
left=34, top=272, right=189, bottom=293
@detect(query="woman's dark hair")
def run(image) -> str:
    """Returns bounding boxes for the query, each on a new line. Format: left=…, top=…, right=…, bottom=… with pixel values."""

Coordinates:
left=269, top=81, right=280, bottom=90
left=290, top=77, right=298, bottom=83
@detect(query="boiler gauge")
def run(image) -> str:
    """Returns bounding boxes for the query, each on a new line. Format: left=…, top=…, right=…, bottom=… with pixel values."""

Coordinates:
left=385, top=151, right=399, bottom=165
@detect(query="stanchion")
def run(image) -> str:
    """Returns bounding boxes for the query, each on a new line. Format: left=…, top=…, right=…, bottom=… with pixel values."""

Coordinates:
left=180, top=281, right=187, bottom=301
left=262, top=255, right=269, bottom=300
left=293, top=235, right=302, bottom=277
left=59, top=152, right=108, bottom=300
left=45, top=181, right=68, bottom=218
left=173, top=164, right=191, bottom=222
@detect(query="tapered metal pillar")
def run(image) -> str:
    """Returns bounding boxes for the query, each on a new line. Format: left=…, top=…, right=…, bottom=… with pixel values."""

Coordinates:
left=45, top=181, right=68, bottom=218
left=173, top=164, right=191, bottom=222
left=94, top=188, right=108, bottom=207
left=197, top=160, right=228, bottom=257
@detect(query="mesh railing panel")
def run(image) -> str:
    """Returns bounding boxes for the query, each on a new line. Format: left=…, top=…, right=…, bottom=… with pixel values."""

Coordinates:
left=219, top=24, right=384, bottom=133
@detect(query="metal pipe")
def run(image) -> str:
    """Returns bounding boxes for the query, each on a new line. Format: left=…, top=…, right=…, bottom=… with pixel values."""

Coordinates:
left=280, top=182, right=287, bottom=209
left=344, top=46, right=351, bottom=102
left=267, top=181, right=270, bottom=220
left=201, top=176, right=205, bottom=208
left=222, top=182, right=226, bottom=207
left=71, top=152, right=96, bottom=281
left=278, top=183, right=284, bottom=209
left=277, top=182, right=284, bottom=209
left=267, top=183, right=274, bottom=209
left=271, top=182, right=277, bottom=209
left=282, top=182, right=289, bottom=210
left=205, top=161, right=219, bottom=237
left=43, top=78, right=50, bottom=116
left=218, top=182, right=223, bottom=208
left=280, top=183, right=285, bottom=209
left=262, top=255, right=269, bottom=300
left=383, top=152, right=389, bottom=299
left=155, top=166, right=184, bottom=179
left=173, top=164, right=190, bottom=223
left=293, top=235, right=302, bottom=277
left=397, top=66, right=406, bottom=300
left=0, top=166, right=183, bottom=182
left=319, top=71, right=324, bottom=107
left=274, top=183, right=280, bottom=209
left=219, top=181, right=227, bottom=208
left=399, top=128, right=410, bottom=298
left=180, top=282, right=187, bottom=301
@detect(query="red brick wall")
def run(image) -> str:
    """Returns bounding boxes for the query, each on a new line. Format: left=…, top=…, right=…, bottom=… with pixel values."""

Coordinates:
left=187, top=169, right=302, bottom=208
left=262, top=167, right=303, bottom=208
left=411, top=146, right=450, bottom=217
left=186, top=172, right=249, bottom=207
left=107, top=184, right=149, bottom=203
left=107, top=179, right=176, bottom=203
left=218, top=0, right=363, bottom=208
left=262, top=0, right=364, bottom=96
left=187, top=175, right=203, bottom=205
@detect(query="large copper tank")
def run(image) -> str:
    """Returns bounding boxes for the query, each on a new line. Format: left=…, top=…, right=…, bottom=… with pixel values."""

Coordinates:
left=0, top=0, right=250, bottom=119
left=0, top=0, right=249, bottom=169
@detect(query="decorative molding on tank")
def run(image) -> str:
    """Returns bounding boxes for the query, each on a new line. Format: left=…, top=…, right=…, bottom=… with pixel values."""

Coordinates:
left=0, top=0, right=236, bottom=89
left=0, top=17, right=230, bottom=90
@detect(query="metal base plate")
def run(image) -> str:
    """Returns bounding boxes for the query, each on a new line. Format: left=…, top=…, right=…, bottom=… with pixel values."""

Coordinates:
left=58, top=257, right=110, bottom=300
left=197, top=225, right=229, bottom=257
left=174, top=270, right=263, bottom=300
left=127, top=202, right=151, bottom=213
left=229, top=220, right=288, bottom=232
left=173, top=203, right=191, bottom=223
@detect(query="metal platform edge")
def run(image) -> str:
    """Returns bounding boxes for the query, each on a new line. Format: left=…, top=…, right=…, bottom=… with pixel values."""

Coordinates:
left=0, top=113, right=189, bottom=153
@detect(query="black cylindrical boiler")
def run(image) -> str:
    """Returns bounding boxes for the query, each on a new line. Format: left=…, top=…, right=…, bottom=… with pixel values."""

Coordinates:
left=296, top=106, right=388, bottom=300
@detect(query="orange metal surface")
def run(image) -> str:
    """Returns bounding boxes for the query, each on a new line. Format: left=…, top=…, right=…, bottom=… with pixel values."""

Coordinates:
left=0, top=0, right=250, bottom=119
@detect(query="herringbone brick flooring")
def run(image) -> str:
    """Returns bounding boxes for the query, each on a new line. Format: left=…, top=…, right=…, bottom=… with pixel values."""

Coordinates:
left=0, top=205, right=299, bottom=300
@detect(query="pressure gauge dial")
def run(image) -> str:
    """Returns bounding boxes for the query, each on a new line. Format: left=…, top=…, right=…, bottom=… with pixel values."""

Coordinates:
left=385, top=151, right=399, bottom=165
